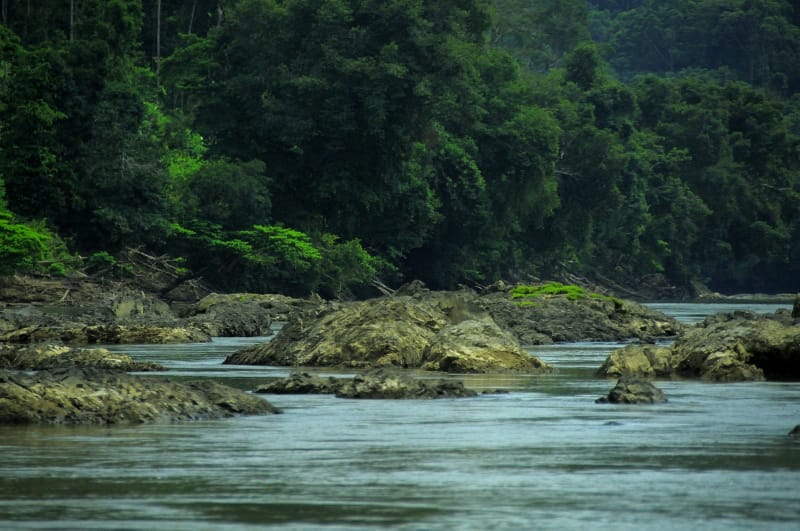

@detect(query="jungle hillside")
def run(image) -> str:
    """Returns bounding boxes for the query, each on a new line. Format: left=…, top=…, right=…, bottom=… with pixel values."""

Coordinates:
left=1, top=0, right=799, bottom=297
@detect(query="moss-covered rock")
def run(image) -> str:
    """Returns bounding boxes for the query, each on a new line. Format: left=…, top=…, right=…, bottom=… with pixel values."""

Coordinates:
left=0, top=343, right=164, bottom=371
left=598, top=310, right=799, bottom=382
left=0, top=367, right=280, bottom=425
left=226, top=293, right=551, bottom=374
left=255, top=370, right=482, bottom=399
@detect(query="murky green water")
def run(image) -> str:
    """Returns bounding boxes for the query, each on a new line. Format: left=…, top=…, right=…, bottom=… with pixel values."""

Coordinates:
left=1, top=303, right=799, bottom=530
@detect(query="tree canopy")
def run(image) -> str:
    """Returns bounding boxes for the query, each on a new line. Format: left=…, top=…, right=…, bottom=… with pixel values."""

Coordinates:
left=1, top=0, right=798, bottom=295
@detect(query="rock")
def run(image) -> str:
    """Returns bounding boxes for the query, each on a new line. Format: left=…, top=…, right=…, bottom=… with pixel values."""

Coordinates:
left=254, top=372, right=342, bottom=394
left=596, top=377, right=668, bottom=404
left=597, top=344, right=675, bottom=378
left=479, top=285, right=681, bottom=345
left=336, top=370, right=478, bottom=399
left=0, top=367, right=281, bottom=425
left=255, top=370, right=483, bottom=399
left=226, top=293, right=551, bottom=374
left=190, top=292, right=320, bottom=321
left=0, top=343, right=165, bottom=371
left=185, top=293, right=275, bottom=337
left=598, top=310, right=800, bottom=381
left=83, top=324, right=212, bottom=344
left=789, top=425, right=800, bottom=438
left=421, top=318, right=552, bottom=373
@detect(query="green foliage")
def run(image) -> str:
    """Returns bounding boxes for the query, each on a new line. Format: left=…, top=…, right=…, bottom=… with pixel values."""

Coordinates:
left=175, top=159, right=270, bottom=230
left=167, top=221, right=380, bottom=296
left=0, top=214, right=49, bottom=275
left=86, top=251, right=117, bottom=273
left=0, top=195, right=74, bottom=276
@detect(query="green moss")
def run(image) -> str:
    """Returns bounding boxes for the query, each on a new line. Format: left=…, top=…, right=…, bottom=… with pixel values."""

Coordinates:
left=510, top=282, right=620, bottom=305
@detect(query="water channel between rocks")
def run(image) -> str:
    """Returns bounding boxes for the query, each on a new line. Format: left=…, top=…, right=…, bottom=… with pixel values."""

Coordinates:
left=1, top=303, right=798, bottom=530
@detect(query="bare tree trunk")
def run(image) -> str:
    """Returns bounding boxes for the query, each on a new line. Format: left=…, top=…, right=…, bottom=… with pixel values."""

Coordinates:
left=155, top=0, right=161, bottom=77
left=1, top=0, right=7, bottom=26
left=217, top=3, right=223, bottom=28
left=188, top=0, right=197, bottom=34
left=70, top=0, right=75, bottom=41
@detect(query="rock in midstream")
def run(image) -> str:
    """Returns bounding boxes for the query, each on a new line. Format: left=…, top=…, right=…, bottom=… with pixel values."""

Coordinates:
left=0, top=367, right=280, bottom=425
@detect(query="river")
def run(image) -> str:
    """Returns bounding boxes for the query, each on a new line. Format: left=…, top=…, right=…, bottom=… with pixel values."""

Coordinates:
left=1, top=303, right=799, bottom=530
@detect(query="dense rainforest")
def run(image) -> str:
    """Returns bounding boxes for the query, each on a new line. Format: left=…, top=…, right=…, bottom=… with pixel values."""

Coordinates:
left=1, top=0, right=799, bottom=297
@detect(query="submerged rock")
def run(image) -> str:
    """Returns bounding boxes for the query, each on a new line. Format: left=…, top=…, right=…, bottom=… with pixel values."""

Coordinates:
left=596, top=377, right=668, bottom=404
left=0, top=367, right=280, bottom=425
left=0, top=343, right=164, bottom=371
left=255, top=370, right=481, bottom=399
left=598, top=310, right=799, bottom=382
left=226, top=293, right=551, bottom=374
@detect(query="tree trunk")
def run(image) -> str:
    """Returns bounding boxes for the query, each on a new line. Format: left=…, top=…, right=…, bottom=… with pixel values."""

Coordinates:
left=70, top=0, right=75, bottom=41
left=155, top=0, right=161, bottom=77
left=188, top=0, right=197, bottom=34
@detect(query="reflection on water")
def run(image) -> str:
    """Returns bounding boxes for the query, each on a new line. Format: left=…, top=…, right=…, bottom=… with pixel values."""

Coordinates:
left=1, top=304, right=799, bottom=530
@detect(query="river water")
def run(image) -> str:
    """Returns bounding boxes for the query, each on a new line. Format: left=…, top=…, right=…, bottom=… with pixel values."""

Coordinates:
left=1, top=303, right=799, bottom=530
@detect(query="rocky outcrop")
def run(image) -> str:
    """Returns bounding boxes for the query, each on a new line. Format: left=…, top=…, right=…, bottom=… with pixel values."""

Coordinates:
left=0, top=367, right=280, bottom=424
left=255, top=372, right=342, bottom=394
left=0, top=322, right=211, bottom=344
left=225, top=293, right=552, bottom=374
left=479, top=286, right=681, bottom=345
left=598, top=310, right=800, bottom=382
left=184, top=293, right=275, bottom=337
left=420, top=318, right=551, bottom=373
left=0, top=282, right=320, bottom=344
left=0, top=343, right=164, bottom=371
left=598, top=344, right=677, bottom=379
left=183, top=292, right=320, bottom=337
left=596, top=377, right=668, bottom=404
left=336, top=370, right=478, bottom=399
left=255, top=370, right=483, bottom=399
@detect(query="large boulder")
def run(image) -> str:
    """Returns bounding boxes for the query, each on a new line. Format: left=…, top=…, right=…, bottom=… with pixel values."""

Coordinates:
left=479, top=283, right=681, bottom=344
left=421, top=318, right=551, bottom=373
left=0, top=343, right=164, bottom=371
left=0, top=367, right=280, bottom=424
left=598, top=310, right=799, bottom=381
left=226, top=293, right=551, bottom=374
left=597, top=344, right=675, bottom=379
left=596, top=377, right=668, bottom=404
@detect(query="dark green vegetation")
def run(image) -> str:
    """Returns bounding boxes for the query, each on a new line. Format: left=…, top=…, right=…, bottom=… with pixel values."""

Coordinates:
left=1, top=1, right=798, bottom=295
